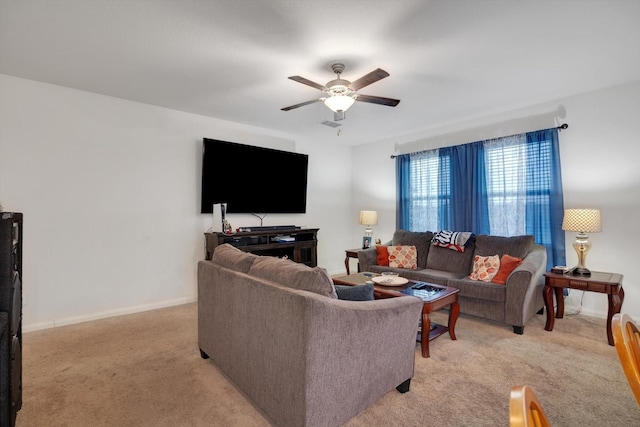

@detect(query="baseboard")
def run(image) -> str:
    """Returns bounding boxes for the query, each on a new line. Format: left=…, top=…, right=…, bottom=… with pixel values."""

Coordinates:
left=23, top=296, right=196, bottom=333
left=563, top=304, right=606, bottom=319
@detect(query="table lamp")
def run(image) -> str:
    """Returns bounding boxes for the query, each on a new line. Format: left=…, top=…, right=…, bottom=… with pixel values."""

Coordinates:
left=561, top=208, right=601, bottom=276
left=359, top=210, right=378, bottom=249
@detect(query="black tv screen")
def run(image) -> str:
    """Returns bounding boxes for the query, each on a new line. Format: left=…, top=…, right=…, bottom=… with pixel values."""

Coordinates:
left=200, top=138, right=309, bottom=214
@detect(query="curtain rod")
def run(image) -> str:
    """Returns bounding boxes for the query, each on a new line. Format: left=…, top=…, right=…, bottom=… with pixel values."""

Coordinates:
left=390, top=123, right=568, bottom=159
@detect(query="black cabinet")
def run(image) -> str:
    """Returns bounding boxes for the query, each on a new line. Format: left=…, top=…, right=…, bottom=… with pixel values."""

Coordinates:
left=0, top=212, right=22, bottom=427
left=205, top=227, right=318, bottom=267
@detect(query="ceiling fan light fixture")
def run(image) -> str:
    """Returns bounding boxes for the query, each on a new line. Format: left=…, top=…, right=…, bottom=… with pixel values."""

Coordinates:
left=324, top=94, right=356, bottom=113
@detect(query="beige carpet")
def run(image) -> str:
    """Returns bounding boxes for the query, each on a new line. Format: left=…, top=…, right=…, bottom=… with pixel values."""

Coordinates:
left=16, top=303, right=639, bottom=427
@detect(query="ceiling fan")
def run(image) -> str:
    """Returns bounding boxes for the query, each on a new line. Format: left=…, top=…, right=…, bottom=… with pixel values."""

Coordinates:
left=281, top=63, right=400, bottom=121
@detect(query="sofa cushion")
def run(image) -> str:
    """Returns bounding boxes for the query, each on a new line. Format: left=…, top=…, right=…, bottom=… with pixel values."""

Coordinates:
left=491, top=254, right=523, bottom=285
left=448, top=277, right=507, bottom=302
left=473, top=234, right=534, bottom=259
left=399, top=268, right=463, bottom=286
left=426, top=236, right=476, bottom=275
left=376, top=245, right=390, bottom=266
left=391, top=230, right=433, bottom=268
left=248, top=256, right=338, bottom=298
left=335, top=283, right=375, bottom=301
left=432, top=230, right=474, bottom=252
left=469, top=254, right=500, bottom=282
left=212, top=243, right=258, bottom=273
left=388, top=245, right=418, bottom=269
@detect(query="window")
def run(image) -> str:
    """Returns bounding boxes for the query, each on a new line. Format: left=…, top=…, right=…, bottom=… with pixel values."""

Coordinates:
left=396, top=128, right=565, bottom=269
left=406, top=150, right=445, bottom=232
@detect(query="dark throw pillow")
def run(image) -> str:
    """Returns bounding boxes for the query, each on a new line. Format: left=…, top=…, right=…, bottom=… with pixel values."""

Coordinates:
left=491, top=254, right=524, bottom=285
left=335, top=283, right=375, bottom=301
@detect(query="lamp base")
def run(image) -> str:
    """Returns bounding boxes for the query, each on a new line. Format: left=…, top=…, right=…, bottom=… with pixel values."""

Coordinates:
left=569, top=266, right=591, bottom=277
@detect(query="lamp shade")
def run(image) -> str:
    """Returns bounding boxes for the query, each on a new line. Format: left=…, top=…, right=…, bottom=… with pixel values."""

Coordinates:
left=324, top=95, right=355, bottom=113
left=359, top=210, right=378, bottom=226
left=562, top=209, right=602, bottom=233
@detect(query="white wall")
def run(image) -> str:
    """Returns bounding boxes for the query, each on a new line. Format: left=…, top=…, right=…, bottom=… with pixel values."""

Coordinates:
left=0, top=74, right=352, bottom=331
left=352, top=80, right=640, bottom=321
left=3, top=73, right=637, bottom=331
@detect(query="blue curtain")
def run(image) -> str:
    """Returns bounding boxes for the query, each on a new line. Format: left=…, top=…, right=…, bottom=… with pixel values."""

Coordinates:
left=439, top=142, right=490, bottom=233
left=524, top=129, right=565, bottom=270
left=395, top=154, right=411, bottom=230
left=396, top=127, right=565, bottom=270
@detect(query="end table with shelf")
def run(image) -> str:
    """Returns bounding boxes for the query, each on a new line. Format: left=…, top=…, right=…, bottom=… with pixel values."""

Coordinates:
left=344, top=248, right=363, bottom=275
left=543, top=270, right=624, bottom=346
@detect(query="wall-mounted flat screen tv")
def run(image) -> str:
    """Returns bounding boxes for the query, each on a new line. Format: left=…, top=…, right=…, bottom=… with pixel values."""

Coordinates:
left=200, top=138, right=309, bottom=214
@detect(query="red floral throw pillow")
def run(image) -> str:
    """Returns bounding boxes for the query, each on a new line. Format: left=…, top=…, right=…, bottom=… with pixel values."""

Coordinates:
left=468, top=254, right=500, bottom=282
left=388, top=245, right=418, bottom=269
left=376, top=245, right=390, bottom=266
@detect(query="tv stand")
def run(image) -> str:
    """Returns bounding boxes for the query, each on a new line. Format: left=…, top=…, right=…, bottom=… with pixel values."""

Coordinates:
left=237, top=225, right=299, bottom=232
left=204, top=227, right=318, bottom=267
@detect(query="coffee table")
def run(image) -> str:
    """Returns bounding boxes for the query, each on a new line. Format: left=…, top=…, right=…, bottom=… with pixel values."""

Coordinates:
left=333, top=272, right=460, bottom=358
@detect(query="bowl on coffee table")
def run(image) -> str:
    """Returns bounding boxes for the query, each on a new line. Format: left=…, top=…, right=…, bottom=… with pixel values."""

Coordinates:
left=372, top=272, right=409, bottom=286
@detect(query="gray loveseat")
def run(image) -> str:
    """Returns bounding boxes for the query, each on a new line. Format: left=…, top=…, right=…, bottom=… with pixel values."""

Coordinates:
left=358, top=230, right=547, bottom=334
left=198, top=244, right=423, bottom=427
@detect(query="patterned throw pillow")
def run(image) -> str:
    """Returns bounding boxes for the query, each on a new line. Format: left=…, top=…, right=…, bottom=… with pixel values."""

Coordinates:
left=432, top=230, right=473, bottom=252
left=388, top=245, right=418, bottom=269
left=468, top=254, right=500, bottom=282
left=376, top=245, right=390, bottom=266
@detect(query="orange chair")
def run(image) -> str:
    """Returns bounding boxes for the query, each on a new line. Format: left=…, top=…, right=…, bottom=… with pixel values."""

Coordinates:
left=509, top=385, right=551, bottom=427
left=612, top=312, right=640, bottom=405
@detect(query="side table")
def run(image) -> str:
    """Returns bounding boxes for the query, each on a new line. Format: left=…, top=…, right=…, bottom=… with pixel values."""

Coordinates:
left=543, top=270, right=624, bottom=346
left=344, top=248, right=362, bottom=275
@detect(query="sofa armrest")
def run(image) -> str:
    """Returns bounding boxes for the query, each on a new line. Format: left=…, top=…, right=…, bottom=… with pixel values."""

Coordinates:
left=304, top=294, right=423, bottom=425
left=504, top=244, right=547, bottom=326
left=357, top=246, right=379, bottom=272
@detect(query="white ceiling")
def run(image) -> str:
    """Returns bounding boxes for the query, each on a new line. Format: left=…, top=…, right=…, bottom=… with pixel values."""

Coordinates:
left=1, top=0, right=639, bottom=146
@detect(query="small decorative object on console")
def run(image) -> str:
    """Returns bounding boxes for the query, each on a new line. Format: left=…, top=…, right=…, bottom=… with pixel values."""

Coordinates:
left=551, top=266, right=569, bottom=274
left=222, top=219, right=234, bottom=235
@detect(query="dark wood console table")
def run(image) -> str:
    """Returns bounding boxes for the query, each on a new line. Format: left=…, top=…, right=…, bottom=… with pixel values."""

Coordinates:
left=543, top=270, right=624, bottom=346
left=204, top=228, right=319, bottom=267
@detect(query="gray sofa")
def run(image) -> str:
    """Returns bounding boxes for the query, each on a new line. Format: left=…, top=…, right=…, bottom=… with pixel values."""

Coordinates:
left=358, top=230, right=547, bottom=334
left=198, top=244, right=423, bottom=427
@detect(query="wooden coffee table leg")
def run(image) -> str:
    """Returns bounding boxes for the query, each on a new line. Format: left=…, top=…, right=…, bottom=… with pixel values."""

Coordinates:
left=448, top=300, right=459, bottom=340
left=421, top=310, right=431, bottom=358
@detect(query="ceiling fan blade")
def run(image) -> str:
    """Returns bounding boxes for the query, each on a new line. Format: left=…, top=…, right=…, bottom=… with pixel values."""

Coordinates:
left=348, top=68, right=390, bottom=91
left=281, top=98, right=323, bottom=111
left=355, top=94, right=400, bottom=107
left=288, top=76, right=326, bottom=91
left=334, top=111, right=345, bottom=121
